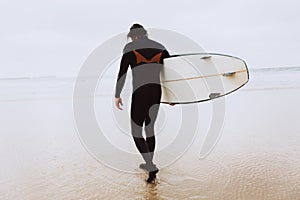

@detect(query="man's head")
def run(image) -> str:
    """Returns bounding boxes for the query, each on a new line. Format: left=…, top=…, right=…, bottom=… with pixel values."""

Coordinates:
left=127, top=23, right=148, bottom=41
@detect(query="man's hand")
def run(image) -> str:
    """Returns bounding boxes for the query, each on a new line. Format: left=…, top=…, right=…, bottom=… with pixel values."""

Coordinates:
left=115, top=98, right=123, bottom=110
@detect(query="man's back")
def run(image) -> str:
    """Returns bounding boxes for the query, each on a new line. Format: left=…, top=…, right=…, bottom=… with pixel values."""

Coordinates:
left=115, top=37, right=170, bottom=97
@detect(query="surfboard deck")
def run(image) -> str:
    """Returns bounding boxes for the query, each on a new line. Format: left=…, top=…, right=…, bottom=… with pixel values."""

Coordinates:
left=160, top=53, right=249, bottom=104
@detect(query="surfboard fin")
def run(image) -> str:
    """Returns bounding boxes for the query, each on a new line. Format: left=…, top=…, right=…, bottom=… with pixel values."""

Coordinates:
left=200, top=56, right=212, bottom=60
left=209, top=93, right=221, bottom=99
left=223, top=72, right=236, bottom=77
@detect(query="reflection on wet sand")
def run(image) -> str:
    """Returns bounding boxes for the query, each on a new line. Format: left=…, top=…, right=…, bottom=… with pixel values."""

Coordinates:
left=0, top=88, right=299, bottom=199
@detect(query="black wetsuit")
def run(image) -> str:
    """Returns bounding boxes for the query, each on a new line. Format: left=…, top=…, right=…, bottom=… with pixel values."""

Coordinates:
left=115, top=37, right=170, bottom=166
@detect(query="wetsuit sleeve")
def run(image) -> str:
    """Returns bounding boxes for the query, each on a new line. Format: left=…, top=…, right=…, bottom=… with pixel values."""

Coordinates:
left=115, top=52, right=130, bottom=98
left=160, top=49, right=170, bottom=63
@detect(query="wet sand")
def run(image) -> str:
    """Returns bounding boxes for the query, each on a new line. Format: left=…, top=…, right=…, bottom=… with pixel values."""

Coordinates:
left=0, top=88, right=299, bottom=200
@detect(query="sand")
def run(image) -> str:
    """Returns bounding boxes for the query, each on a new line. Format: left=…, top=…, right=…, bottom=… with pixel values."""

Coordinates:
left=0, top=88, right=299, bottom=200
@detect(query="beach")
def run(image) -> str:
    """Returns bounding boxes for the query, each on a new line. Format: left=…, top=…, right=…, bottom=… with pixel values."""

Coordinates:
left=0, top=68, right=300, bottom=199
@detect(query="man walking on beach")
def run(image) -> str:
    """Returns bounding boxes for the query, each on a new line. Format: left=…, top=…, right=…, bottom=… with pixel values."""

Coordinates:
left=115, top=24, right=170, bottom=183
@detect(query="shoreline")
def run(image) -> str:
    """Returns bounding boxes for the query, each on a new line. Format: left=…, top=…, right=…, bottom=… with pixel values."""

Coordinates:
left=0, top=87, right=299, bottom=199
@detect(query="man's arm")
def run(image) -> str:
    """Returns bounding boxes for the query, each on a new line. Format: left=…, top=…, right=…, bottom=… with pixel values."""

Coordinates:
left=115, top=52, right=130, bottom=98
left=160, top=49, right=175, bottom=106
left=160, top=49, right=170, bottom=63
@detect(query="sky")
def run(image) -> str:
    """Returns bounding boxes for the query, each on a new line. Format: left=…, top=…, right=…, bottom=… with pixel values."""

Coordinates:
left=0, top=0, right=299, bottom=77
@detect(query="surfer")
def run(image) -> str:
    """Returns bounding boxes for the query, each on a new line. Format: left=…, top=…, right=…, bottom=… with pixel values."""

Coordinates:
left=115, top=24, right=170, bottom=183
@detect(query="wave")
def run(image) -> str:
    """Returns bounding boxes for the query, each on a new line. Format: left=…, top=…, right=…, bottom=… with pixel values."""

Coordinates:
left=0, top=66, right=299, bottom=101
left=250, top=66, right=300, bottom=73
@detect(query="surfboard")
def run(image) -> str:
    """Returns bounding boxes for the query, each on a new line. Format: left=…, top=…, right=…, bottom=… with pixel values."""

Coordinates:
left=160, top=53, right=249, bottom=104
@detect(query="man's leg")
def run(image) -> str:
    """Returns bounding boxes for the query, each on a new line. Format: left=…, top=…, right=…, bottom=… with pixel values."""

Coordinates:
left=142, top=90, right=161, bottom=183
left=144, top=103, right=160, bottom=161
left=131, top=92, right=155, bottom=169
left=144, top=103, right=160, bottom=182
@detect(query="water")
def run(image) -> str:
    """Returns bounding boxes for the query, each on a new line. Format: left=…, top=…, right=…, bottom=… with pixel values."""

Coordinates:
left=246, top=66, right=300, bottom=90
left=0, top=67, right=299, bottom=199
left=0, top=66, right=300, bottom=101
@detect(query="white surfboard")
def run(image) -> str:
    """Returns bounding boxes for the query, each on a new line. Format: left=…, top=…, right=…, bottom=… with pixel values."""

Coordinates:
left=160, top=53, right=249, bottom=104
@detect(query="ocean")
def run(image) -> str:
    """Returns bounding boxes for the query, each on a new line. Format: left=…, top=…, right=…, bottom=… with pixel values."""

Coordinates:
left=0, top=67, right=299, bottom=199
left=0, top=67, right=300, bottom=101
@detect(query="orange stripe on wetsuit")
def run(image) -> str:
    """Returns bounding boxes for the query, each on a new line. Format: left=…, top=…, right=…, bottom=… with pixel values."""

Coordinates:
left=133, top=50, right=163, bottom=64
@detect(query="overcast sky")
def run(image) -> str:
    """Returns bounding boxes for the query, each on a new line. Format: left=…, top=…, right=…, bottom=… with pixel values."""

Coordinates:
left=0, top=0, right=299, bottom=77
